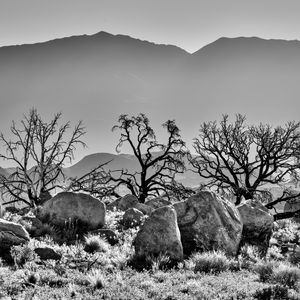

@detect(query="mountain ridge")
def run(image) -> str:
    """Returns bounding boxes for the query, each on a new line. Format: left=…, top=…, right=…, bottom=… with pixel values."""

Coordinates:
left=1, top=31, right=300, bottom=168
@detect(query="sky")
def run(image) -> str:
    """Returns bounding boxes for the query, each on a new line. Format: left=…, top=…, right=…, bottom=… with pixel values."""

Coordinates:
left=1, top=0, right=300, bottom=53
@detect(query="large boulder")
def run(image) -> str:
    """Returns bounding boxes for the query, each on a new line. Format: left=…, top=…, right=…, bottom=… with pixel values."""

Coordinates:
left=174, top=191, right=243, bottom=256
left=145, top=197, right=172, bottom=210
left=238, top=199, right=274, bottom=255
left=123, top=208, right=144, bottom=228
left=284, top=197, right=300, bottom=223
left=0, top=219, right=30, bottom=260
left=134, top=206, right=183, bottom=262
left=38, top=192, right=105, bottom=230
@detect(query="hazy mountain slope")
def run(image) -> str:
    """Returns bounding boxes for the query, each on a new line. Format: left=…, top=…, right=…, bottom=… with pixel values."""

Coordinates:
left=63, top=152, right=140, bottom=179
left=63, top=152, right=203, bottom=187
left=1, top=33, right=300, bottom=165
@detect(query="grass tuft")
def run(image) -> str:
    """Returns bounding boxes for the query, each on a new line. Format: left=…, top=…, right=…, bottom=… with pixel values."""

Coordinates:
left=84, top=234, right=109, bottom=253
left=86, top=269, right=105, bottom=290
left=189, top=250, right=232, bottom=274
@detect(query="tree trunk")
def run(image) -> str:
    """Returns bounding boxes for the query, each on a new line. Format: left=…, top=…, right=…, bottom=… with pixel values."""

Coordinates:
left=273, top=209, right=300, bottom=221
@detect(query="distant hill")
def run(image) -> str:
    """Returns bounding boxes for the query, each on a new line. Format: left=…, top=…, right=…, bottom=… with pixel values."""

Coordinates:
left=63, top=152, right=202, bottom=188
left=63, top=152, right=140, bottom=179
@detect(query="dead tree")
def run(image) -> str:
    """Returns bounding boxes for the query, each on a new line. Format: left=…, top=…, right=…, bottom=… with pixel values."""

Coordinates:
left=0, top=108, right=86, bottom=207
left=110, top=113, right=187, bottom=203
left=190, top=114, right=300, bottom=220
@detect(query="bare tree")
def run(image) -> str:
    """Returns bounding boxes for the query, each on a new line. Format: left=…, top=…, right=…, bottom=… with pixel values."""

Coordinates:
left=190, top=114, right=300, bottom=220
left=0, top=108, right=86, bottom=207
left=108, top=113, right=187, bottom=203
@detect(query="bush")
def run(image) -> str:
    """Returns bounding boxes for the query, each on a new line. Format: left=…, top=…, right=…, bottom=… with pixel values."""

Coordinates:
left=238, top=245, right=261, bottom=270
left=255, top=261, right=276, bottom=283
left=10, top=245, right=39, bottom=267
left=190, top=250, right=231, bottom=274
left=289, top=250, right=300, bottom=266
left=273, top=263, right=300, bottom=289
left=253, top=285, right=289, bottom=300
left=84, top=234, right=109, bottom=254
left=267, top=245, right=285, bottom=261
left=86, top=269, right=105, bottom=290
left=273, top=220, right=300, bottom=244
left=24, top=272, right=40, bottom=286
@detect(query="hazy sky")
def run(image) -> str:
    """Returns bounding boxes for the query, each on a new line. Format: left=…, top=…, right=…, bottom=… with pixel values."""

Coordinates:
left=1, top=0, right=300, bottom=53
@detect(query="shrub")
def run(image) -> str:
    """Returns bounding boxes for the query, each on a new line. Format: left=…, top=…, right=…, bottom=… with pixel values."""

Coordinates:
left=84, top=234, right=109, bottom=254
left=289, top=250, right=300, bottom=266
left=253, top=285, right=289, bottom=300
left=273, top=220, right=299, bottom=244
left=10, top=245, right=39, bottom=267
left=148, top=253, right=171, bottom=272
left=237, top=244, right=262, bottom=270
left=255, top=261, right=276, bottom=283
left=190, top=250, right=231, bottom=274
left=267, top=245, right=285, bottom=261
left=273, top=263, right=300, bottom=289
left=24, top=272, right=39, bottom=286
left=86, top=269, right=105, bottom=290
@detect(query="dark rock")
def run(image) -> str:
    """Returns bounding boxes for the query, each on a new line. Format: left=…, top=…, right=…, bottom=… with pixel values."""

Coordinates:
left=34, top=247, right=61, bottom=260
left=123, top=208, right=144, bottom=228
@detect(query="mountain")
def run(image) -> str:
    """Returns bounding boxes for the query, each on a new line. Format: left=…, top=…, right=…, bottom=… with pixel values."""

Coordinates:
left=63, top=152, right=140, bottom=179
left=63, top=152, right=202, bottom=188
left=1, top=33, right=300, bottom=162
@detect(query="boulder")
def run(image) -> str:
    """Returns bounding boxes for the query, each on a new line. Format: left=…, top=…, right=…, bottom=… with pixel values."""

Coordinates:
left=118, top=194, right=139, bottom=211
left=107, top=194, right=139, bottom=211
left=106, top=194, right=153, bottom=215
left=90, top=229, right=118, bottom=245
left=37, top=192, right=105, bottom=230
left=238, top=199, right=274, bottom=256
left=145, top=197, right=172, bottom=210
left=134, top=203, right=153, bottom=215
left=0, top=219, right=30, bottom=260
left=106, top=197, right=122, bottom=211
left=123, top=208, right=144, bottom=228
left=174, top=191, right=243, bottom=256
left=284, top=197, right=300, bottom=223
left=34, top=247, right=61, bottom=260
left=134, top=206, right=183, bottom=261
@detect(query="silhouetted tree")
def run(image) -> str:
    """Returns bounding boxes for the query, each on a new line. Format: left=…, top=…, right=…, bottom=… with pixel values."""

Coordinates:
left=190, top=114, right=300, bottom=220
left=109, top=113, right=187, bottom=203
left=0, top=108, right=86, bottom=207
